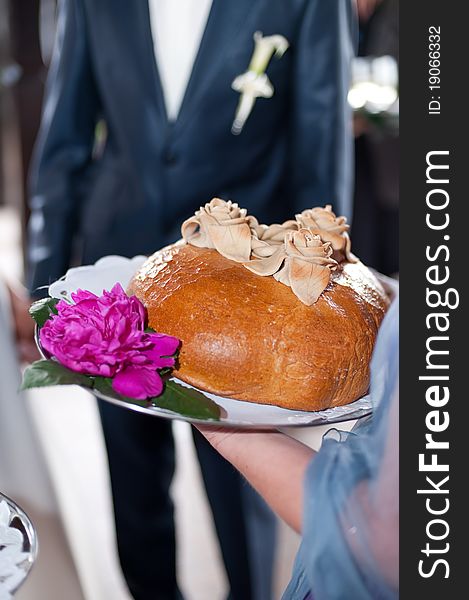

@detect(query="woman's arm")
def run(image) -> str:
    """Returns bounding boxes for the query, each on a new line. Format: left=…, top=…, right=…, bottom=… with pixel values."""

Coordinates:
left=198, top=428, right=315, bottom=533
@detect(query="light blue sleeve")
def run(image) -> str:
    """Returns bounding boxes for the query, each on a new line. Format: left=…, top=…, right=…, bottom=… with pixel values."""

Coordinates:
left=284, top=299, right=399, bottom=600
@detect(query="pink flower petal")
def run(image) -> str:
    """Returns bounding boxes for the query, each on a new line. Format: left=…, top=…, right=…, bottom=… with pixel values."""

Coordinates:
left=70, top=289, right=99, bottom=304
left=145, top=333, right=180, bottom=359
left=112, top=366, right=163, bottom=399
left=110, top=283, right=129, bottom=298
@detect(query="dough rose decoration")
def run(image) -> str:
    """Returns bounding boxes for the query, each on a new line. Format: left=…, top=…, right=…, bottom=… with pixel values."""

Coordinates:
left=181, top=198, right=355, bottom=305
left=22, top=284, right=180, bottom=401
left=296, top=205, right=357, bottom=263
left=244, top=229, right=337, bottom=305
left=182, top=198, right=256, bottom=262
left=253, top=221, right=298, bottom=243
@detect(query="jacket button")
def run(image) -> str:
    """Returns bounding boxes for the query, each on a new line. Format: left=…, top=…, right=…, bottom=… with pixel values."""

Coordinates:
left=163, top=149, right=178, bottom=165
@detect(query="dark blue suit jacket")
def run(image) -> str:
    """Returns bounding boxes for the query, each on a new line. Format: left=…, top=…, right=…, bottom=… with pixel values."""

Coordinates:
left=27, top=0, right=355, bottom=293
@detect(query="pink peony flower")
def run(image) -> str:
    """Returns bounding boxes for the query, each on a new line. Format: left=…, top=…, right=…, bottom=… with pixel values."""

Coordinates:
left=39, top=284, right=180, bottom=399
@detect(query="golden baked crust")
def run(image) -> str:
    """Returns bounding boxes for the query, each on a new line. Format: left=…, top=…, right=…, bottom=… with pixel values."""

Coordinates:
left=129, top=242, right=388, bottom=411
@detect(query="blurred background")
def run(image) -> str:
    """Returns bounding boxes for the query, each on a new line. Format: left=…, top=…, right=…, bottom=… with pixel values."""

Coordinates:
left=0, top=1, right=398, bottom=599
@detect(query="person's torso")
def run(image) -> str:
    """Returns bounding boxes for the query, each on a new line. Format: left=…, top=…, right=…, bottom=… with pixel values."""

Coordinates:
left=79, top=0, right=305, bottom=259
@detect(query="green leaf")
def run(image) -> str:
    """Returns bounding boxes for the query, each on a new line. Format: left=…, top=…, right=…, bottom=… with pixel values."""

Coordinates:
left=158, top=367, right=173, bottom=377
left=21, top=360, right=94, bottom=390
left=153, top=380, right=221, bottom=421
left=93, top=377, right=149, bottom=408
left=93, top=377, right=221, bottom=421
left=29, top=297, right=60, bottom=327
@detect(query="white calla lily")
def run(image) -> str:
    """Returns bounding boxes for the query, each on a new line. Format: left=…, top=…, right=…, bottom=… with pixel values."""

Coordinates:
left=231, top=31, right=289, bottom=135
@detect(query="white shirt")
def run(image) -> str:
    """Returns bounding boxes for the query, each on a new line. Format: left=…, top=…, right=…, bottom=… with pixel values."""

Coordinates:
left=149, top=0, right=213, bottom=122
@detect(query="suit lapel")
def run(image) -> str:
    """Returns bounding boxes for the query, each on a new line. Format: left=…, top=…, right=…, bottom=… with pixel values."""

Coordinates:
left=174, top=0, right=256, bottom=131
left=137, top=0, right=170, bottom=126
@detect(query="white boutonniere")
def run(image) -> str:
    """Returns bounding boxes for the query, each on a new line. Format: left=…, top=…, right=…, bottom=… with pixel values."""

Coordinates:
left=231, top=31, right=289, bottom=135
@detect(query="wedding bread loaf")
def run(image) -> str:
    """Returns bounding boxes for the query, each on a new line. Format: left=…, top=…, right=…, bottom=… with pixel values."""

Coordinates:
left=128, top=200, right=389, bottom=411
